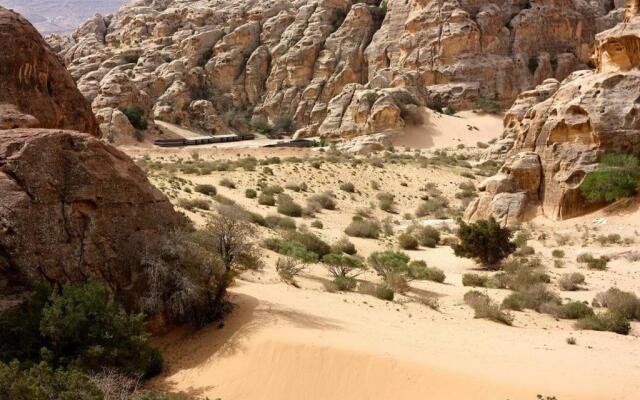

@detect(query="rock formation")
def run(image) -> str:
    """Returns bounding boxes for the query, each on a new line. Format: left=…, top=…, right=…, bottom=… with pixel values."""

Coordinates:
left=0, top=7, right=178, bottom=306
left=48, top=0, right=624, bottom=141
left=466, top=2, right=640, bottom=225
left=0, top=7, right=100, bottom=135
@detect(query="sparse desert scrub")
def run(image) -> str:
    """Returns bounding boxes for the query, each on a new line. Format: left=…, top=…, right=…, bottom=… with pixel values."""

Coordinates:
left=177, top=198, right=211, bottom=211
left=576, top=311, right=631, bottom=335
left=262, top=184, right=284, bottom=195
left=594, top=288, right=640, bottom=320
left=331, top=237, right=357, bottom=255
left=463, top=291, right=513, bottom=326
left=558, top=273, right=586, bottom=291
left=264, top=214, right=296, bottom=230
left=377, top=192, right=396, bottom=212
left=551, top=249, right=565, bottom=258
left=340, top=182, right=355, bottom=192
left=345, top=217, right=380, bottom=239
left=501, top=285, right=561, bottom=312
left=245, top=188, right=257, bottom=198
left=277, top=195, right=303, bottom=217
left=308, top=192, right=337, bottom=210
left=322, top=253, right=365, bottom=292
left=398, top=233, right=419, bottom=250
left=194, top=184, right=217, bottom=196
left=576, top=253, right=609, bottom=270
left=219, top=178, right=236, bottom=189
left=276, top=257, right=306, bottom=287
left=258, top=192, right=276, bottom=206
left=408, top=224, right=441, bottom=248
left=358, top=282, right=394, bottom=301
left=462, top=273, right=489, bottom=287
left=407, top=261, right=445, bottom=283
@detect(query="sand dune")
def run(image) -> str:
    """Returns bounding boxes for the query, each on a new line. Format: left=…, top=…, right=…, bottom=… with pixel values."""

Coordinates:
left=155, top=280, right=639, bottom=400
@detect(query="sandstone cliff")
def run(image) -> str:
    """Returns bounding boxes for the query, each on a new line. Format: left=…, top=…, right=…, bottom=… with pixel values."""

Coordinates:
left=48, top=0, right=623, bottom=141
left=466, top=2, right=640, bottom=225
left=0, top=7, right=178, bottom=306
left=0, top=7, right=100, bottom=135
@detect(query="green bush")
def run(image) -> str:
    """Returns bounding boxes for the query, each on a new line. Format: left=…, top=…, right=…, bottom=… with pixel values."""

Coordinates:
left=580, top=153, right=640, bottom=203
left=0, top=361, right=103, bottom=400
left=119, top=105, right=148, bottom=130
left=475, top=96, right=501, bottom=114
left=576, top=311, right=631, bottom=335
left=344, top=219, right=380, bottom=238
left=285, top=231, right=331, bottom=258
left=557, top=301, right=594, bottom=320
left=501, top=285, right=561, bottom=312
left=194, top=184, right=217, bottom=196
left=410, top=225, right=441, bottom=248
left=453, top=218, right=516, bottom=268
left=368, top=251, right=410, bottom=278
left=271, top=239, right=318, bottom=263
left=551, top=249, right=565, bottom=258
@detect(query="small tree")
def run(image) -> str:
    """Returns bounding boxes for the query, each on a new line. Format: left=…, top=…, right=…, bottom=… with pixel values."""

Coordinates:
left=452, top=218, right=516, bottom=268
left=580, top=153, right=640, bottom=203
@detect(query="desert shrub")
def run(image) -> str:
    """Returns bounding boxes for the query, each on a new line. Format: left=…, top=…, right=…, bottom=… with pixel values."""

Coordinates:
left=119, top=105, right=148, bottom=130
left=462, top=273, right=489, bottom=287
left=556, top=301, right=594, bottom=320
left=408, top=261, right=445, bottom=283
left=264, top=214, right=296, bottom=230
left=270, top=239, right=318, bottom=263
left=475, top=96, right=501, bottom=114
left=377, top=192, right=395, bottom=212
left=463, top=291, right=513, bottom=326
left=340, top=182, right=355, bottom=192
left=277, top=196, right=303, bottom=217
left=245, top=188, right=257, bottom=199
left=331, top=237, right=357, bottom=255
left=576, top=253, right=609, bottom=270
left=344, top=218, right=380, bottom=238
left=276, top=257, right=306, bottom=287
left=326, top=276, right=358, bottom=292
left=177, top=198, right=211, bottom=211
left=258, top=193, right=276, bottom=206
left=194, top=184, right=217, bottom=196
left=398, top=233, right=419, bottom=250
left=368, top=251, right=410, bottom=279
left=409, top=225, right=441, bottom=248
left=308, top=192, right=336, bottom=210
left=359, top=282, right=395, bottom=301
left=0, top=361, right=103, bottom=400
left=580, top=153, right=640, bottom=203
left=311, top=220, right=323, bottom=229
left=501, top=285, right=561, bottom=312
left=284, top=231, right=331, bottom=258
left=453, top=218, right=516, bottom=268
left=528, top=56, right=539, bottom=74
left=273, top=113, right=296, bottom=134
left=576, top=311, right=631, bottom=335
left=514, top=245, right=535, bottom=257
left=596, top=233, right=622, bottom=246
left=595, top=288, right=640, bottom=320
left=558, top=273, right=585, bottom=291
left=219, top=178, right=236, bottom=189
left=551, top=249, right=565, bottom=258
left=415, top=197, right=449, bottom=218
left=262, top=185, right=284, bottom=195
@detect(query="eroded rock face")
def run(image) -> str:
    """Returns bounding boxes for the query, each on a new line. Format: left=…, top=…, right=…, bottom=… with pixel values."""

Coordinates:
left=0, top=129, right=178, bottom=298
left=49, top=0, right=623, bottom=140
left=0, top=7, right=99, bottom=135
left=468, top=5, right=640, bottom=224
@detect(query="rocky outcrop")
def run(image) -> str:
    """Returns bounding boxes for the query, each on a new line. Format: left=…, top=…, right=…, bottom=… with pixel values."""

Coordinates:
left=0, top=9, right=179, bottom=311
left=0, top=130, right=178, bottom=296
left=467, top=3, right=640, bottom=224
left=49, top=0, right=624, bottom=140
left=0, top=7, right=99, bottom=135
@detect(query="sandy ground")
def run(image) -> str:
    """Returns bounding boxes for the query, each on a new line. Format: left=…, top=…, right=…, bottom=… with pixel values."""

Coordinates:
left=390, top=110, right=503, bottom=149
left=124, top=113, right=640, bottom=400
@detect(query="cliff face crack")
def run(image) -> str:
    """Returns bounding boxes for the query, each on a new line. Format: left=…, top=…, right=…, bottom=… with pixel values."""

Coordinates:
left=1, top=168, right=34, bottom=201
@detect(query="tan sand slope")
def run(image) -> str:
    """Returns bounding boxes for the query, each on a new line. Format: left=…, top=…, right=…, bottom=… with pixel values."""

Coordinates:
left=156, top=280, right=639, bottom=400
left=390, top=110, right=503, bottom=149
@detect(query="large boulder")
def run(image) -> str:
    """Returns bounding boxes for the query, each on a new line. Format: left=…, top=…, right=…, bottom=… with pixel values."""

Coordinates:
left=0, top=7, right=100, bottom=135
left=0, top=129, right=178, bottom=298
left=468, top=4, right=640, bottom=224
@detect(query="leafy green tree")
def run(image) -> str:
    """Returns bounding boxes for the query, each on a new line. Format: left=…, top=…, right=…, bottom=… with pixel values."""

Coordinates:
left=367, top=251, right=410, bottom=278
left=580, top=153, right=640, bottom=203
left=119, top=105, right=148, bottom=130
left=0, top=361, right=103, bottom=400
left=453, top=218, right=516, bottom=268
